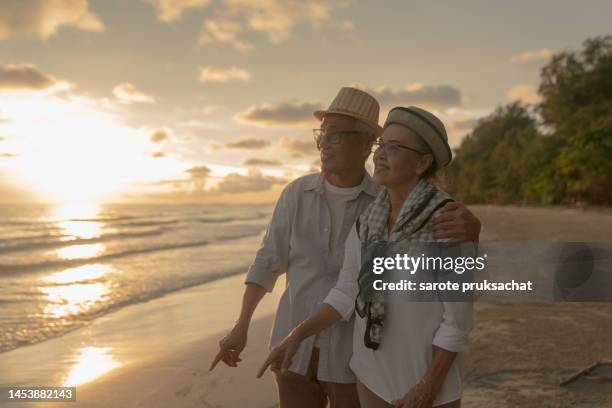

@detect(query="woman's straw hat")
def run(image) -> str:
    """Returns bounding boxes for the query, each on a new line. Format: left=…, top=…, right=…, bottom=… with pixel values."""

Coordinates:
left=384, top=106, right=452, bottom=169
left=314, top=87, right=382, bottom=132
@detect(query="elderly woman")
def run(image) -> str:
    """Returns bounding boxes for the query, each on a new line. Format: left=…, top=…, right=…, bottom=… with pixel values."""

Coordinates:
left=258, top=106, right=474, bottom=408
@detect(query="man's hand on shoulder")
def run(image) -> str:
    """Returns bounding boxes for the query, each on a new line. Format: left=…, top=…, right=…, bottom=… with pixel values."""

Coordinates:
left=432, top=202, right=481, bottom=242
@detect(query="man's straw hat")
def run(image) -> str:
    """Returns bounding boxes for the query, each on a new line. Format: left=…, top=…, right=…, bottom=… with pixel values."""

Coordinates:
left=314, top=87, right=382, bottom=132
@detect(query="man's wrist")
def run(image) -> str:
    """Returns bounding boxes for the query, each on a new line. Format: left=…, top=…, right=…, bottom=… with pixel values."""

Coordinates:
left=235, top=318, right=250, bottom=331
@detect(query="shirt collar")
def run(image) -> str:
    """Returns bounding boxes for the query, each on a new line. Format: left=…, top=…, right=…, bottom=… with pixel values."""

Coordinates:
left=303, top=171, right=379, bottom=198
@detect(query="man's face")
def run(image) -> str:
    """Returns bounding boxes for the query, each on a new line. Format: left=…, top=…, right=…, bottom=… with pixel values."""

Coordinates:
left=317, top=114, right=368, bottom=175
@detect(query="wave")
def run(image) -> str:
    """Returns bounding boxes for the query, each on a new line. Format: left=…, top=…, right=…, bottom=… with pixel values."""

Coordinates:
left=0, top=228, right=169, bottom=254
left=0, top=216, right=177, bottom=229
left=0, top=265, right=249, bottom=354
left=0, top=240, right=210, bottom=276
left=0, top=229, right=262, bottom=276
left=67, top=215, right=138, bottom=222
left=196, top=215, right=266, bottom=223
left=114, top=219, right=180, bottom=227
left=0, top=232, right=71, bottom=244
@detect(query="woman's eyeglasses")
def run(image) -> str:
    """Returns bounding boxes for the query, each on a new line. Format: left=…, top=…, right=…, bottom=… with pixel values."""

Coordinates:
left=313, top=129, right=362, bottom=150
left=373, top=139, right=426, bottom=156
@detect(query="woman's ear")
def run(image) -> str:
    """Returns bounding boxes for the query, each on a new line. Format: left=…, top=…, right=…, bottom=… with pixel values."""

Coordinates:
left=416, top=154, right=434, bottom=176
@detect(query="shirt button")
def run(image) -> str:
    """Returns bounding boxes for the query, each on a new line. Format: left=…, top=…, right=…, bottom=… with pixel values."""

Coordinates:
left=324, top=227, right=329, bottom=231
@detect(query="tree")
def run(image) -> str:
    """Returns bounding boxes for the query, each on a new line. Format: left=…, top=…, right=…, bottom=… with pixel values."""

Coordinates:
left=445, top=103, right=544, bottom=204
left=555, top=129, right=612, bottom=204
left=446, top=35, right=612, bottom=206
left=539, top=35, right=612, bottom=137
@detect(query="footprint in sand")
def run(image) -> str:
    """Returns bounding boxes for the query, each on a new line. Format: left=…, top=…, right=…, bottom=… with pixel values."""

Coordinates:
left=175, top=383, right=194, bottom=397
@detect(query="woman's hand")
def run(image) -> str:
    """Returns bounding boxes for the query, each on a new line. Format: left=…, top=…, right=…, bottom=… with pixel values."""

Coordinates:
left=392, top=379, right=435, bottom=408
left=209, top=324, right=247, bottom=371
left=256, top=330, right=302, bottom=378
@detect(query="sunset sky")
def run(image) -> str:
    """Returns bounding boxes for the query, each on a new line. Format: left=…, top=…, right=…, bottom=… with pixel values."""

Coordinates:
left=1, top=0, right=611, bottom=204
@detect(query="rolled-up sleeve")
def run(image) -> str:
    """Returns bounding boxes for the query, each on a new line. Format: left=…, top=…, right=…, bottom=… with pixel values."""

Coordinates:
left=432, top=241, right=475, bottom=352
left=431, top=301, right=473, bottom=352
left=245, top=186, right=291, bottom=292
left=323, top=225, right=360, bottom=321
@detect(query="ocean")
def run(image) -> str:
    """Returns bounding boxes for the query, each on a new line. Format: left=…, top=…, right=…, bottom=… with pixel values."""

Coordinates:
left=0, top=202, right=273, bottom=353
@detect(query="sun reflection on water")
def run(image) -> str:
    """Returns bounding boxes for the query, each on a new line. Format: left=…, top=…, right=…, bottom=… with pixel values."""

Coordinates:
left=58, top=220, right=103, bottom=240
left=56, top=243, right=105, bottom=260
left=42, top=282, right=109, bottom=318
left=53, top=202, right=104, bottom=239
left=63, top=346, right=121, bottom=386
left=44, top=264, right=114, bottom=284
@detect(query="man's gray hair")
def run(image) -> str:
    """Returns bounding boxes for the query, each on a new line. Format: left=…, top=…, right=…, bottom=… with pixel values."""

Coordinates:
left=353, top=119, right=378, bottom=141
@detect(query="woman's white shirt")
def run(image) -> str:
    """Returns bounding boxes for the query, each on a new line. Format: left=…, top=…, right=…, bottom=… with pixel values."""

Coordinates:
left=323, top=226, right=473, bottom=405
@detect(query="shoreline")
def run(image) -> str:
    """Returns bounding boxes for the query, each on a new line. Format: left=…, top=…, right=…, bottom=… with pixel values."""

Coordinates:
left=0, top=266, right=250, bottom=355
left=0, top=273, right=283, bottom=407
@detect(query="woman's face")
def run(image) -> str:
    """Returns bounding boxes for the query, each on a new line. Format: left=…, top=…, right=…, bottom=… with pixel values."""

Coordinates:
left=373, top=124, right=433, bottom=188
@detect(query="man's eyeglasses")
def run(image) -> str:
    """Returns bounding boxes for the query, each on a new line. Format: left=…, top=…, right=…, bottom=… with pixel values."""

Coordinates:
left=313, top=129, right=361, bottom=150
left=373, top=139, right=426, bottom=156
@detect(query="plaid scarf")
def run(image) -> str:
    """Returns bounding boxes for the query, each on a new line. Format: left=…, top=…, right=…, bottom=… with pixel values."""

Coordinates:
left=355, top=179, right=452, bottom=349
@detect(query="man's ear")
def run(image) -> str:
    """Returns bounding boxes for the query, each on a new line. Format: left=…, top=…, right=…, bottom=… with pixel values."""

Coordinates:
left=362, top=137, right=374, bottom=159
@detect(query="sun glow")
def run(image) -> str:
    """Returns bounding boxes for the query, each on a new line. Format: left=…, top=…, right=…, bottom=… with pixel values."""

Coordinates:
left=0, top=92, right=190, bottom=203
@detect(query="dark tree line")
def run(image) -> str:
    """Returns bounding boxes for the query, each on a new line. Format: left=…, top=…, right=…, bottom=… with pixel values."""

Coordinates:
left=445, top=36, right=612, bottom=206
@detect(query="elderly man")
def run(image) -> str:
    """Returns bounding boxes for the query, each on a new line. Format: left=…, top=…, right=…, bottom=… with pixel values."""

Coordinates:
left=210, top=87, right=480, bottom=408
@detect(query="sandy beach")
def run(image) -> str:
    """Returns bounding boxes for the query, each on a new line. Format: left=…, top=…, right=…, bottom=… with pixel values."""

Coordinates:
left=0, top=273, right=283, bottom=408
left=1, top=205, right=611, bottom=407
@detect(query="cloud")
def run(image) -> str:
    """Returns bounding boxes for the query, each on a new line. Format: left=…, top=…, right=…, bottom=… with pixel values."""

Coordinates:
left=196, top=1, right=347, bottom=49
left=186, top=165, right=211, bottom=179
left=452, top=117, right=479, bottom=131
left=237, top=100, right=322, bottom=127
left=0, top=0, right=104, bottom=40
left=113, top=83, right=155, bottom=104
left=199, top=66, right=251, bottom=83
left=0, top=63, right=56, bottom=90
left=337, top=20, right=354, bottom=31
left=152, top=151, right=165, bottom=158
left=364, top=84, right=463, bottom=109
left=185, top=165, right=212, bottom=190
left=199, top=19, right=253, bottom=51
left=309, top=158, right=320, bottom=172
left=510, top=48, right=555, bottom=64
left=506, top=84, right=541, bottom=104
left=243, top=157, right=282, bottom=166
left=279, top=135, right=315, bottom=157
left=150, top=130, right=169, bottom=142
left=222, top=0, right=343, bottom=44
left=0, top=174, right=35, bottom=202
left=145, top=0, right=212, bottom=22
left=210, top=138, right=271, bottom=150
left=215, top=170, right=286, bottom=193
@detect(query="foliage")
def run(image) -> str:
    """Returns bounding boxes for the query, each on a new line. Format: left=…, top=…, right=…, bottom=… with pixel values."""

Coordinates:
left=445, top=36, right=612, bottom=205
